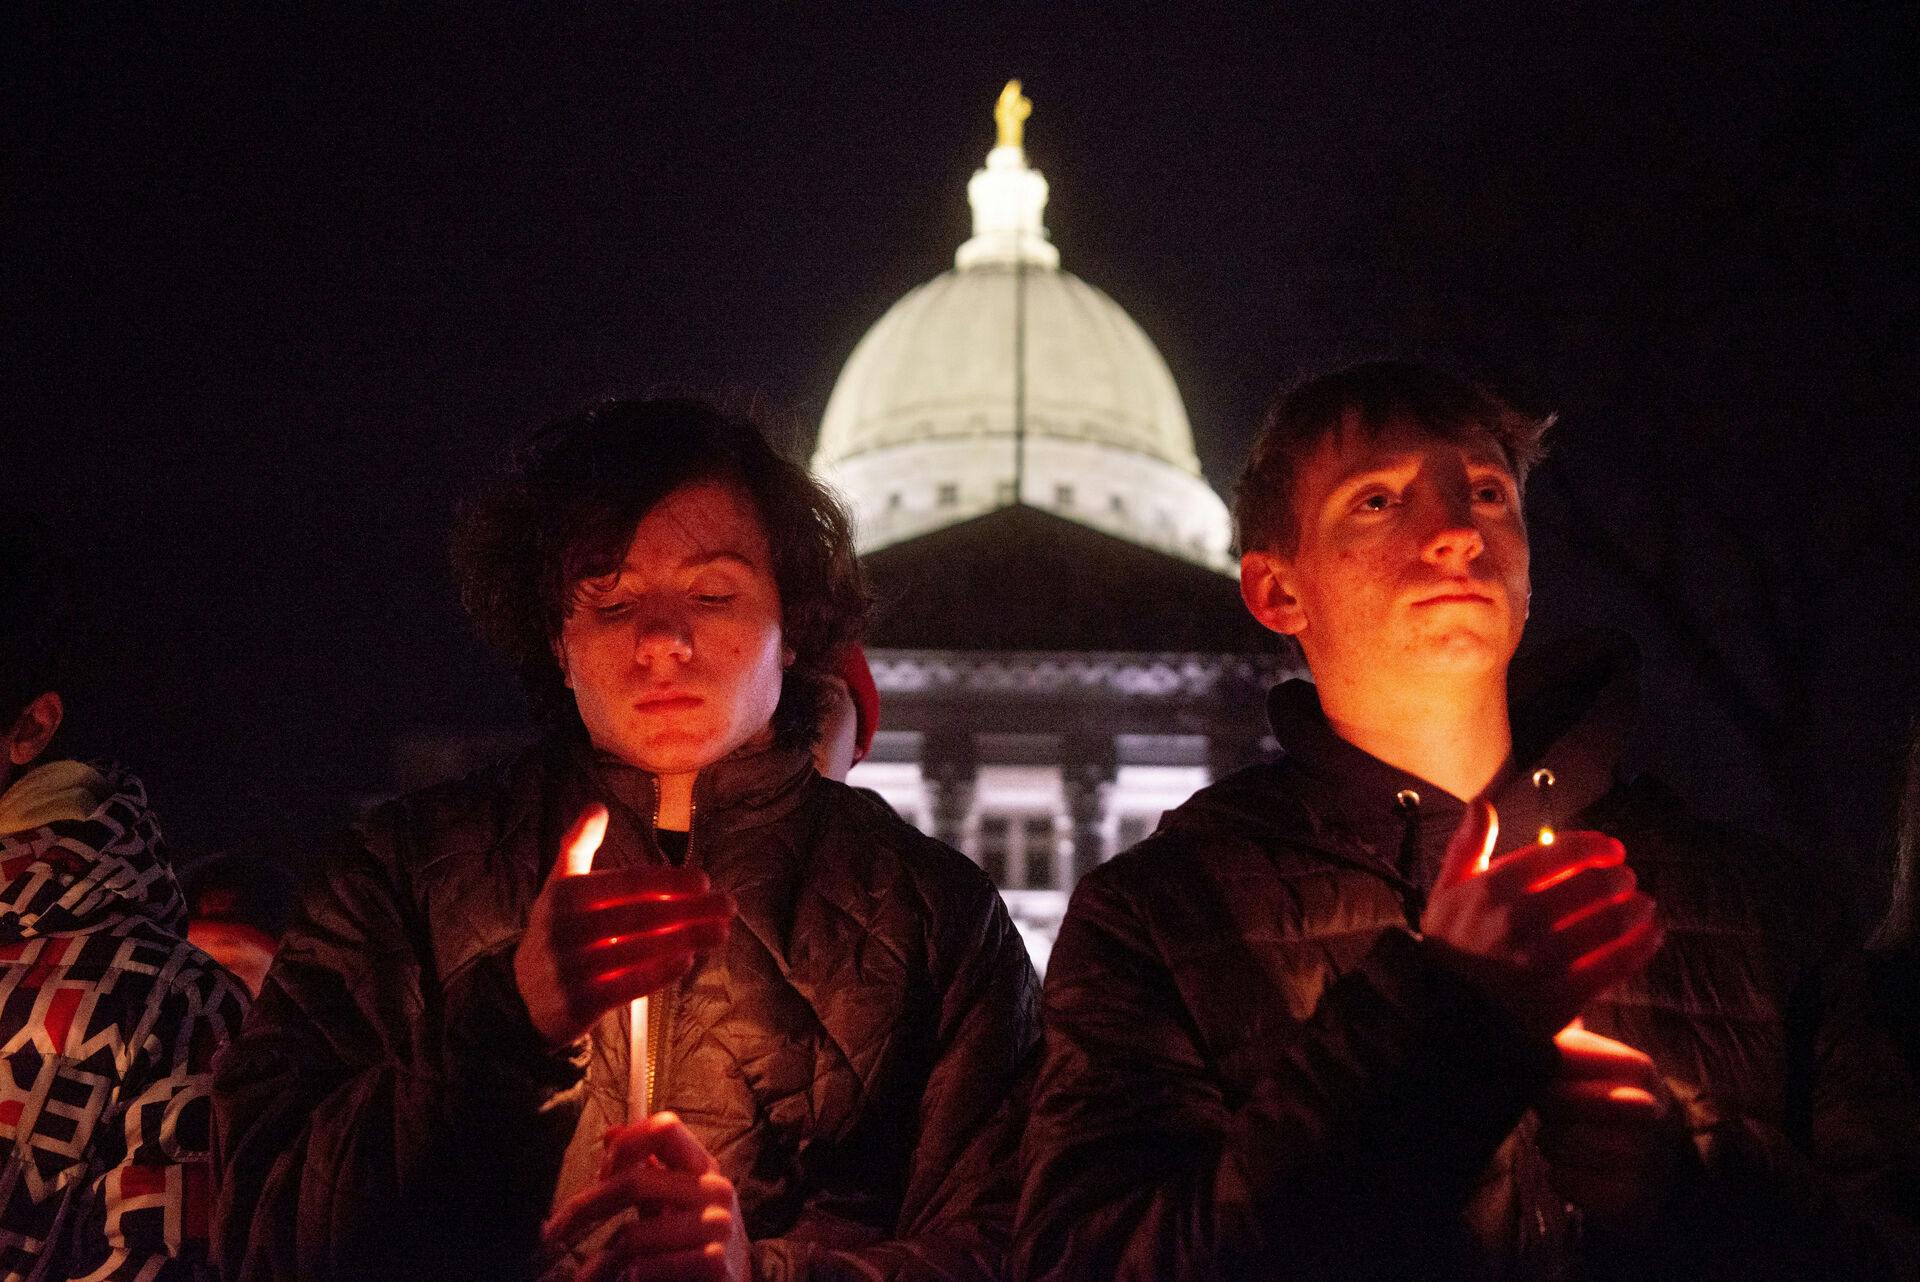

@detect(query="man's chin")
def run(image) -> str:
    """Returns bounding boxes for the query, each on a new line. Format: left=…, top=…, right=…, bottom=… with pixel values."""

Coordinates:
left=1405, top=631, right=1512, bottom=675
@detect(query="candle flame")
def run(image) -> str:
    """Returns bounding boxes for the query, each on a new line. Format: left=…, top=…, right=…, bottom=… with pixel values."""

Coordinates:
left=563, top=807, right=608, bottom=877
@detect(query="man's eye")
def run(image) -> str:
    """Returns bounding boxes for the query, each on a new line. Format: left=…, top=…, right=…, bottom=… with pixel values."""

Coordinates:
left=1356, top=492, right=1394, bottom=513
left=1474, top=484, right=1510, bottom=505
left=594, top=601, right=631, bottom=618
left=693, top=591, right=737, bottom=607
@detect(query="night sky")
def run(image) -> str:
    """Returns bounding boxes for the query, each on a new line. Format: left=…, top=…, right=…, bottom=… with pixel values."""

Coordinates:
left=7, top=6, right=1916, bottom=924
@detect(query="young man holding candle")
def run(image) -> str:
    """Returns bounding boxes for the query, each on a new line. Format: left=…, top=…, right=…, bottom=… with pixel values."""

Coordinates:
left=1016, top=362, right=1918, bottom=1279
left=213, top=400, right=1038, bottom=1281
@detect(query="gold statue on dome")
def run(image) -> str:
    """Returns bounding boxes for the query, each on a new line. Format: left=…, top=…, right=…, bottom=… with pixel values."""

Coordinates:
left=994, top=80, right=1031, bottom=149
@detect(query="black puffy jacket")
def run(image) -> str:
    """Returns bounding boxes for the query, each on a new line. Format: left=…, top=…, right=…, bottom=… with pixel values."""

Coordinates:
left=1016, top=634, right=1919, bottom=1281
left=213, top=738, right=1039, bottom=1281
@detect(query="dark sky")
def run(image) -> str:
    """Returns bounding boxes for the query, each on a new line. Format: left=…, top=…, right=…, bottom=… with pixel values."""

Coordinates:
left=6, top=6, right=1916, bottom=917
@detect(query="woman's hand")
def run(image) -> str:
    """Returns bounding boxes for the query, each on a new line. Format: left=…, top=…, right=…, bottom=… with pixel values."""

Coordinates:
left=543, top=1111, right=752, bottom=1282
left=514, top=805, right=733, bottom=1048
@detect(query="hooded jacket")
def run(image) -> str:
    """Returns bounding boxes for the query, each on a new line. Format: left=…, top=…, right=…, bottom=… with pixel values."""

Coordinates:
left=1016, top=633, right=1919, bottom=1281
left=212, top=738, right=1039, bottom=1282
left=0, top=765, right=248, bottom=1282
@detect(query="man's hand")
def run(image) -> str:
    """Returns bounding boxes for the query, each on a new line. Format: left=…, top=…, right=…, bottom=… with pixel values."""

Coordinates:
left=1422, top=800, right=1663, bottom=1037
left=1540, top=1024, right=1689, bottom=1226
left=514, top=805, right=734, bottom=1049
left=543, top=1111, right=752, bottom=1282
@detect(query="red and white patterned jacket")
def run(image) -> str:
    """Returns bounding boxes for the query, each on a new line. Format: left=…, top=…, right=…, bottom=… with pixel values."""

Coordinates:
left=0, top=767, right=248, bottom=1281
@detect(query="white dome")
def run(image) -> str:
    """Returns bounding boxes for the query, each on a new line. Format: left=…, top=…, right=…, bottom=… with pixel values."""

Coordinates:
left=812, top=93, right=1232, bottom=572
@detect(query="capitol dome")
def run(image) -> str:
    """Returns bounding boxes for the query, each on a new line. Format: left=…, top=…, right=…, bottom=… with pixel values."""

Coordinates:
left=812, top=83, right=1233, bottom=572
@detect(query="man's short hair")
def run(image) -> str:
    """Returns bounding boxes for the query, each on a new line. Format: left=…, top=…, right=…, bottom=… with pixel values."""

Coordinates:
left=452, top=397, right=871, bottom=746
left=0, top=515, right=75, bottom=727
left=1233, top=361, right=1553, bottom=556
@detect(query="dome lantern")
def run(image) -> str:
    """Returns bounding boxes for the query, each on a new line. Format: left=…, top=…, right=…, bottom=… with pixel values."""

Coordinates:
left=956, top=82, right=1060, bottom=271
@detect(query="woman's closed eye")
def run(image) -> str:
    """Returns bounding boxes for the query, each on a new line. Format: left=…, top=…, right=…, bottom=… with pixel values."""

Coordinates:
left=688, top=576, right=742, bottom=606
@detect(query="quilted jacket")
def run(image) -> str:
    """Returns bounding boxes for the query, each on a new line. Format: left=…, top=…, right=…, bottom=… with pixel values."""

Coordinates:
left=212, top=737, right=1039, bottom=1281
left=0, top=766, right=248, bottom=1281
left=1016, top=633, right=1919, bottom=1281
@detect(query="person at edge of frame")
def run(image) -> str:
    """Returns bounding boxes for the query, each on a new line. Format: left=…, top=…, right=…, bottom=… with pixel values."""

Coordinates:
left=812, top=644, right=880, bottom=784
left=212, top=398, right=1040, bottom=1282
left=179, top=849, right=299, bottom=998
left=1869, top=726, right=1920, bottom=1223
left=1014, top=360, right=1920, bottom=1281
left=0, top=515, right=249, bottom=1280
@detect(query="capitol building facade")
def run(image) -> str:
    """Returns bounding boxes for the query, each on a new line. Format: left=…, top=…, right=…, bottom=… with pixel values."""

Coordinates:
left=815, top=85, right=1295, bottom=968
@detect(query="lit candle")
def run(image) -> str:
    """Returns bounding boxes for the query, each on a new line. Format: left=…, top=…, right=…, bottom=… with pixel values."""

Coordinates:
left=559, top=809, right=648, bottom=1118
left=1530, top=768, right=1557, bottom=850
left=561, top=808, right=606, bottom=878
left=1474, top=805, right=1499, bottom=876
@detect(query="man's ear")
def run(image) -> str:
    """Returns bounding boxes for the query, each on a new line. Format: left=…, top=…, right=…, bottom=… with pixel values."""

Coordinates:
left=1240, top=550, right=1308, bottom=637
left=5, top=692, right=64, bottom=767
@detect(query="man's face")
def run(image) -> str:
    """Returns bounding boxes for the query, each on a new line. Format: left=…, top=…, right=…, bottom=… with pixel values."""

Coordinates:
left=558, top=481, right=789, bottom=779
left=1241, top=417, right=1531, bottom=685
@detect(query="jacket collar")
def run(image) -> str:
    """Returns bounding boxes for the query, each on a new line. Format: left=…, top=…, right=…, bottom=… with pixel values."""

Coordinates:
left=1264, top=628, right=1641, bottom=890
left=569, top=738, right=817, bottom=859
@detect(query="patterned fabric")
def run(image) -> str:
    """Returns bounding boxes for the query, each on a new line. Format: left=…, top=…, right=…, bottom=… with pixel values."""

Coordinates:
left=0, top=767, right=248, bottom=1281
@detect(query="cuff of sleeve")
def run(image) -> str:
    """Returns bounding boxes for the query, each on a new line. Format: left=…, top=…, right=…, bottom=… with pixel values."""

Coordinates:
left=1235, top=929, right=1558, bottom=1202
left=1390, top=930, right=1559, bottom=1120
left=1372, top=929, right=1561, bottom=1097
left=443, top=943, right=588, bottom=1102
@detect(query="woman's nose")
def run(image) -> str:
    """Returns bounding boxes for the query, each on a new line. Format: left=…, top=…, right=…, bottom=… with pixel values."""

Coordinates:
left=632, top=610, right=693, bottom=664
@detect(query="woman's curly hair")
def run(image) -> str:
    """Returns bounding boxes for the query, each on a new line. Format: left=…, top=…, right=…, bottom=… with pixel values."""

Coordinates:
left=452, top=398, right=870, bottom=747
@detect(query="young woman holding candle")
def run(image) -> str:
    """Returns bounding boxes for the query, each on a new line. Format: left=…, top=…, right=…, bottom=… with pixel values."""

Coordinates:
left=212, top=399, right=1039, bottom=1282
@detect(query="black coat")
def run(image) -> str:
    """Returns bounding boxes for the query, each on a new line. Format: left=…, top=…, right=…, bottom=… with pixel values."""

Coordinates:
left=1016, top=634, right=1919, bottom=1281
left=212, top=738, right=1040, bottom=1281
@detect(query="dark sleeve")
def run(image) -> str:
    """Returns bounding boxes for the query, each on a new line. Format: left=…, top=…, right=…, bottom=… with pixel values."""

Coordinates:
left=1015, top=867, right=1560, bottom=1282
left=211, top=830, right=588, bottom=1281
left=1604, top=948, right=1920, bottom=1281
left=752, top=871, right=1042, bottom=1282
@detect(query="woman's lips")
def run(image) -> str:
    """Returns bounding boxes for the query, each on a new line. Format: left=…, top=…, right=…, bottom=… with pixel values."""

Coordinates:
left=633, top=693, right=702, bottom=711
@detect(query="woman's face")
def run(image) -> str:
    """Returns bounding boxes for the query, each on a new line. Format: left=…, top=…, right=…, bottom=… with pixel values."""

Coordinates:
left=557, top=481, right=789, bottom=779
